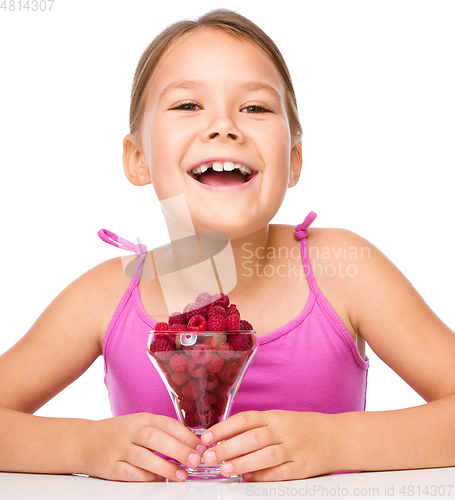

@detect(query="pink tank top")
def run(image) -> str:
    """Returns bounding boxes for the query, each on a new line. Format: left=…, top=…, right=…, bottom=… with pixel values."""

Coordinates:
left=99, top=212, right=369, bottom=418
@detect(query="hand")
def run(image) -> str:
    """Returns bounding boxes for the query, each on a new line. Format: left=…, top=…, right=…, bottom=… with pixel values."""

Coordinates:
left=80, top=413, right=206, bottom=482
left=201, top=410, right=339, bottom=481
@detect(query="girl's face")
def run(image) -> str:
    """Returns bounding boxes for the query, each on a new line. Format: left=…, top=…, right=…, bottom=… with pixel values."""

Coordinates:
left=134, top=28, right=301, bottom=239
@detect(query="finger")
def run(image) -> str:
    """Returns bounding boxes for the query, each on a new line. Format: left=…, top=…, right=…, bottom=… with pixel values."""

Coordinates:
left=203, top=425, right=273, bottom=465
left=126, top=443, right=189, bottom=482
left=149, top=414, right=202, bottom=450
left=201, top=411, right=269, bottom=446
left=242, top=461, right=296, bottom=482
left=111, top=460, right=166, bottom=482
left=135, top=426, right=202, bottom=470
left=215, top=445, right=286, bottom=478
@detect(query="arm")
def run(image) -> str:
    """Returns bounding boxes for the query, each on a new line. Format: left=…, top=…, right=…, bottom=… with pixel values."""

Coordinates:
left=200, top=230, right=455, bottom=480
left=332, top=229, right=455, bottom=472
left=0, top=258, right=202, bottom=481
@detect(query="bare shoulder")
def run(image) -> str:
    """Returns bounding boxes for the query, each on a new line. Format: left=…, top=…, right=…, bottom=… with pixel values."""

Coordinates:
left=269, top=224, right=369, bottom=289
left=80, top=256, right=133, bottom=343
left=270, top=223, right=367, bottom=251
left=44, top=256, right=133, bottom=348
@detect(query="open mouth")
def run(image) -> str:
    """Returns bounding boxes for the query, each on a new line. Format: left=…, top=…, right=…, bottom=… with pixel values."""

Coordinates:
left=188, top=160, right=257, bottom=187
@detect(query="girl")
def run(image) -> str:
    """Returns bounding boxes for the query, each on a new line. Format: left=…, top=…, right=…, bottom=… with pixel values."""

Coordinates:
left=1, top=8, right=455, bottom=484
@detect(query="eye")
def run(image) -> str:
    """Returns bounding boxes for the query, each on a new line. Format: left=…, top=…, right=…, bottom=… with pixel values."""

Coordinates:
left=172, top=102, right=201, bottom=111
left=241, top=105, right=271, bottom=114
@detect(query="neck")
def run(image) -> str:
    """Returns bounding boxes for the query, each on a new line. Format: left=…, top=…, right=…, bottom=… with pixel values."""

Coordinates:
left=225, top=223, right=272, bottom=295
left=154, top=223, right=273, bottom=307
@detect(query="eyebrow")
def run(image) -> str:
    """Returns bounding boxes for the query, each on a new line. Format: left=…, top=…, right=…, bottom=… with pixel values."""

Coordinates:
left=158, top=80, right=206, bottom=102
left=240, top=81, right=282, bottom=101
left=157, top=80, right=282, bottom=102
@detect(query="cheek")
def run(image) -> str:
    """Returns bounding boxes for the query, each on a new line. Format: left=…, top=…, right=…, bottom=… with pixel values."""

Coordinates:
left=267, top=134, right=292, bottom=174
left=149, top=119, right=193, bottom=165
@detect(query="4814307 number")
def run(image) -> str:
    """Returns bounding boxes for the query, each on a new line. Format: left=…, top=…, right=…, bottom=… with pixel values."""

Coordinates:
left=1, top=0, right=54, bottom=11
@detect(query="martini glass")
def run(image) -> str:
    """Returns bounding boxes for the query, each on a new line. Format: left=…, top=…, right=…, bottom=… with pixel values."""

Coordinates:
left=147, top=329, right=258, bottom=481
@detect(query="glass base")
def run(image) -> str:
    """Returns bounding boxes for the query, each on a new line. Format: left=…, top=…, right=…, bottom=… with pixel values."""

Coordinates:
left=166, top=454, right=242, bottom=482
left=184, top=464, right=241, bottom=482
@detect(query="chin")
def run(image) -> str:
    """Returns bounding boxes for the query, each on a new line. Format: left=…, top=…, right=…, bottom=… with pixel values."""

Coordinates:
left=192, top=211, right=266, bottom=241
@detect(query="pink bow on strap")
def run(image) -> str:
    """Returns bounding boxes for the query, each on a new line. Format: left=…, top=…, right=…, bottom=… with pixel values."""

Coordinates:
left=294, top=212, right=317, bottom=240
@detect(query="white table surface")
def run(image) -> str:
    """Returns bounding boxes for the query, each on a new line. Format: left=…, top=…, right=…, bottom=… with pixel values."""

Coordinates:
left=1, top=468, right=454, bottom=499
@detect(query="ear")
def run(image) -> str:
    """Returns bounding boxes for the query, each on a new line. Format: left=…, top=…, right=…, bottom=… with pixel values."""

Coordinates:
left=288, top=139, right=302, bottom=188
left=123, top=134, right=152, bottom=186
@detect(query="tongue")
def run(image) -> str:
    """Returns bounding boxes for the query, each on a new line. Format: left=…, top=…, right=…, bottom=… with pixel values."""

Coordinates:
left=198, top=169, right=246, bottom=186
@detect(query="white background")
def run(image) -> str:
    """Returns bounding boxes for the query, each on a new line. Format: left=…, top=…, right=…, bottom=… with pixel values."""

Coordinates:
left=0, top=0, right=454, bottom=420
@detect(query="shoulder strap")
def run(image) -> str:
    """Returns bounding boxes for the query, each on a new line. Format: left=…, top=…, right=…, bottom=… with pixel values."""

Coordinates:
left=98, top=229, right=148, bottom=281
left=295, top=212, right=318, bottom=292
left=294, top=211, right=317, bottom=241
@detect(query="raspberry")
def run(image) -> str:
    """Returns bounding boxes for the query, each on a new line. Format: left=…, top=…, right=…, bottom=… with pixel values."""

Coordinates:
left=234, top=350, right=250, bottom=366
left=184, top=412, right=200, bottom=428
left=217, top=342, right=234, bottom=360
left=212, top=293, right=230, bottom=308
left=179, top=397, right=196, bottom=414
left=192, top=344, right=213, bottom=364
left=170, top=353, right=188, bottom=372
left=214, top=395, right=228, bottom=416
left=207, top=354, right=223, bottom=374
left=219, top=360, right=240, bottom=385
left=225, top=304, right=240, bottom=316
left=174, top=385, right=184, bottom=400
left=240, top=319, right=253, bottom=331
left=148, top=340, right=157, bottom=353
left=154, top=322, right=170, bottom=332
left=154, top=338, right=174, bottom=361
left=228, top=333, right=252, bottom=351
left=213, top=382, right=230, bottom=397
left=188, top=358, right=207, bottom=378
left=196, top=393, right=218, bottom=412
left=203, top=334, right=227, bottom=350
left=184, top=303, right=208, bottom=323
left=171, top=370, right=190, bottom=386
left=195, top=292, right=213, bottom=306
left=226, top=314, right=240, bottom=331
left=207, top=306, right=226, bottom=319
left=182, top=379, right=203, bottom=400
left=205, top=372, right=220, bottom=391
left=169, top=312, right=185, bottom=325
left=154, top=333, right=176, bottom=345
left=202, top=337, right=216, bottom=349
left=170, top=323, right=187, bottom=332
left=207, top=315, right=226, bottom=332
left=187, top=314, right=207, bottom=332
left=196, top=409, right=218, bottom=429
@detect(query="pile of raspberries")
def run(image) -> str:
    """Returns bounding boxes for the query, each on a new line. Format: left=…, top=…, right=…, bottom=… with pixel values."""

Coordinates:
left=148, top=292, right=255, bottom=429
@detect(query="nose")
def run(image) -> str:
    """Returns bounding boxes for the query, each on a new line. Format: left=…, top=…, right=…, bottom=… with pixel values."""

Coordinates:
left=202, top=111, right=245, bottom=143
left=208, top=131, right=239, bottom=140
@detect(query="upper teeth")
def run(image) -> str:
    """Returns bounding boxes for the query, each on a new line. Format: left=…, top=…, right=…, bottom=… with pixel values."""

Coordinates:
left=191, top=161, right=252, bottom=176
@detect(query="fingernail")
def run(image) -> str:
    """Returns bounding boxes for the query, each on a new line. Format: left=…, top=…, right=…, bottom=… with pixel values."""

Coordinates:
left=188, top=453, right=200, bottom=467
left=202, top=431, right=213, bottom=444
left=196, top=444, right=207, bottom=455
left=204, top=450, right=216, bottom=464
left=243, top=472, right=253, bottom=481
left=176, top=469, right=187, bottom=482
left=156, top=475, right=165, bottom=482
left=220, top=462, right=233, bottom=475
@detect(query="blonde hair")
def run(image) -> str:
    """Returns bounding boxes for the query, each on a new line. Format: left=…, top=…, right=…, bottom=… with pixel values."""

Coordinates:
left=129, top=9, right=302, bottom=142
